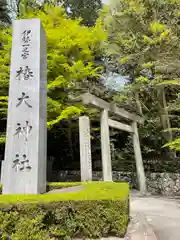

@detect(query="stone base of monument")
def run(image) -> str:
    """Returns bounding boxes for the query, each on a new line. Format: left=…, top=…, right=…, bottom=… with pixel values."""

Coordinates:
left=46, top=185, right=84, bottom=194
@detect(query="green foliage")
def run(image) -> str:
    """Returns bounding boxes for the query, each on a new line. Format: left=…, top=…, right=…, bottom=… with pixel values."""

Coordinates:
left=0, top=4, right=106, bottom=143
left=59, top=0, right=102, bottom=26
left=23, top=4, right=105, bottom=126
left=0, top=0, right=11, bottom=26
left=100, top=0, right=180, bottom=157
left=0, top=182, right=129, bottom=239
left=0, top=182, right=129, bottom=203
left=102, top=0, right=180, bottom=84
left=163, top=138, right=180, bottom=151
left=13, top=0, right=102, bottom=26
left=17, top=0, right=42, bottom=17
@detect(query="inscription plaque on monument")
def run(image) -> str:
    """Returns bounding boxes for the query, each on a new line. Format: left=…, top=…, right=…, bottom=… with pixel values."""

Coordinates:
left=2, top=19, right=47, bottom=194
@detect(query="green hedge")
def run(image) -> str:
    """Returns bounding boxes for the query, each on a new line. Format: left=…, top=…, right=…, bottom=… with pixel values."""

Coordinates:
left=0, top=182, right=129, bottom=239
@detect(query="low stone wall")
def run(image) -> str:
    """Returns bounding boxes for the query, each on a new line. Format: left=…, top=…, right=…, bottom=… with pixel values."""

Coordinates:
left=49, top=170, right=136, bottom=184
left=49, top=170, right=180, bottom=196
left=146, top=172, right=180, bottom=196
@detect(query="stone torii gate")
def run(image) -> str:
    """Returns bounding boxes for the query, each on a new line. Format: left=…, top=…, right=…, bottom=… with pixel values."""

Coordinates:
left=78, top=93, right=147, bottom=194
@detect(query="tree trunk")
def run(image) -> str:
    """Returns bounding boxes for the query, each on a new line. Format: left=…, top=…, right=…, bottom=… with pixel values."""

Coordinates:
left=157, top=87, right=172, bottom=141
left=157, top=86, right=176, bottom=157
left=135, top=92, right=143, bottom=117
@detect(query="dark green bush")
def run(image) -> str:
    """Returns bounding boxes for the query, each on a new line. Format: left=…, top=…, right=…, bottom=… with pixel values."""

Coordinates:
left=0, top=182, right=129, bottom=240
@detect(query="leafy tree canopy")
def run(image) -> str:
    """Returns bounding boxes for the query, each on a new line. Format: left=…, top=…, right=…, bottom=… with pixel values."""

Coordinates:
left=0, top=4, right=106, bottom=143
left=61, top=0, right=102, bottom=26
left=0, top=0, right=11, bottom=26
left=99, top=0, right=180, bottom=156
left=11, top=0, right=103, bottom=26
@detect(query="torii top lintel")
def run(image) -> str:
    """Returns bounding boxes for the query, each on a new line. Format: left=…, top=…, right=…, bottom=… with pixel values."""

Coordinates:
left=81, top=93, right=143, bottom=124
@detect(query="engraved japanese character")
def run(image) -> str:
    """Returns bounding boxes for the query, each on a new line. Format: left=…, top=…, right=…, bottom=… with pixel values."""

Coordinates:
left=21, top=47, right=30, bottom=59
left=12, top=154, right=20, bottom=172
left=12, top=154, right=32, bottom=172
left=23, top=121, right=32, bottom=141
left=21, top=30, right=31, bottom=59
left=16, top=92, right=32, bottom=108
left=16, top=67, right=23, bottom=81
left=22, top=30, right=31, bottom=44
left=16, top=66, right=33, bottom=81
left=20, top=154, right=32, bottom=171
left=14, top=121, right=32, bottom=141
left=23, top=66, right=34, bottom=80
left=14, top=123, right=22, bottom=138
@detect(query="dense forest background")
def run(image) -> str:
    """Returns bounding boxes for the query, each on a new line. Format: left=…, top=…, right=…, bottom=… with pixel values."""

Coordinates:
left=1, top=0, right=180, bottom=174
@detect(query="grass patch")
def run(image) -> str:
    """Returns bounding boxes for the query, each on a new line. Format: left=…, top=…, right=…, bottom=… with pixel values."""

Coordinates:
left=47, top=181, right=81, bottom=191
left=0, top=182, right=129, bottom=239
left=0, top=182, right=128, bottom=204
left=0, top=182, right=80, bottom=195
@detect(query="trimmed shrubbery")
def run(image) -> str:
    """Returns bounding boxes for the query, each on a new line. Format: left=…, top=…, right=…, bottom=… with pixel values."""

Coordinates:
left=0, top=182, right=129, bottom=239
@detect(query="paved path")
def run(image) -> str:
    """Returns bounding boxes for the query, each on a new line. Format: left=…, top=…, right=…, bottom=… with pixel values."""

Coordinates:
left=47, top=185, right=84, bottom=194
left=130, top=192, right=180, bottom=240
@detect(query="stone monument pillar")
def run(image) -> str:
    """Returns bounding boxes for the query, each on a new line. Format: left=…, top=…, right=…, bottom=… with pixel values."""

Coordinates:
left=131, top=121, right=147, bottom=194
left=2, top=19, right=47, bottom=194
left=79, top=116, right=92, bottom=181
left=100, top=109, right=112, bottom=181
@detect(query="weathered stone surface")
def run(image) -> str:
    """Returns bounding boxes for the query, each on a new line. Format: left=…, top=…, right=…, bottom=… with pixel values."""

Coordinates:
left=79, top=116, right=92, bottom=181
left=100, top=110, right=112, bottom=181
left=81, top=93, right=143, bottom=123
left=131, top=121, right=147, bottom=194
left=108, top=119, right=133, bottom=133
left=48, top=170, right=136, bottom=186
left=2, top=19, right=47, bottom=194
left=146, top=172, right=180, bottom=196
left=0, top=160, right=4, bottom=184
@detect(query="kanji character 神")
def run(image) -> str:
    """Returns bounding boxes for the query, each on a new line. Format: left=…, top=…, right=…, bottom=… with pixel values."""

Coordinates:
left=14, top=121, right=32, bottom=141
